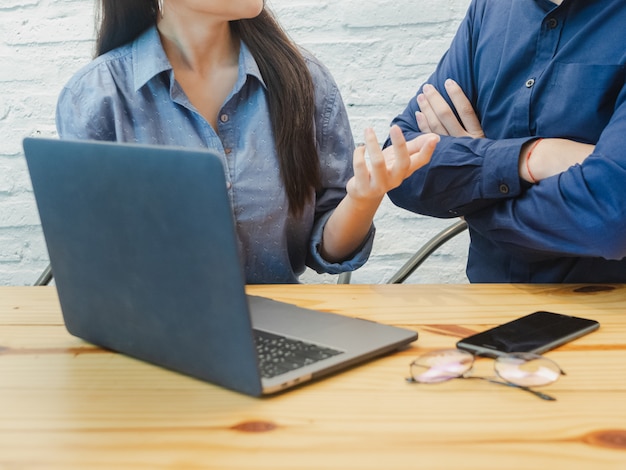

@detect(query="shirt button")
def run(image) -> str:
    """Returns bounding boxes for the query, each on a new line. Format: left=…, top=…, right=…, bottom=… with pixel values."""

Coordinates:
left=547, top=18, right=558, bottom=29
left=220, top=114, right=229, bottom=123
left=525, top=78, right=535, bottom=88
left=499, top=183, right=509, bottom=194
left=224, top=148, right=232, bottom=155
left=226, top=181, right=232, bottom=190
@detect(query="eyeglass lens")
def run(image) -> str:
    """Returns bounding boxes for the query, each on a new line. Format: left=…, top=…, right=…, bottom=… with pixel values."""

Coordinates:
left=410, top=349, right=474, bottom=383
left=494, top=353, right=562, bottom=386
left=410, top=349, right=562, bottom=387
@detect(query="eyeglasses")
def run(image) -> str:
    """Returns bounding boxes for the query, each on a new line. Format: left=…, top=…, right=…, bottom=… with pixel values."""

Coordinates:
left=406, top=349, right=566, bottom=401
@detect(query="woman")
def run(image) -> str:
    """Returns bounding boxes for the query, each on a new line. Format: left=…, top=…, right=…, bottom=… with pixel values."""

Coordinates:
left=56, top=0, right=438, bottom=283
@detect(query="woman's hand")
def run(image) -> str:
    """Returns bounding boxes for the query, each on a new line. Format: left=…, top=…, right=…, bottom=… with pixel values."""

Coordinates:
left=347, top=125, right=439, bottom=202
left=320, top=125, right=438, bottom=263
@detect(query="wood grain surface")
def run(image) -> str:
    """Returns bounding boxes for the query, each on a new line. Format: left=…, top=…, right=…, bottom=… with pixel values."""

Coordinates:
left=1, top=285, right=625, bottom=469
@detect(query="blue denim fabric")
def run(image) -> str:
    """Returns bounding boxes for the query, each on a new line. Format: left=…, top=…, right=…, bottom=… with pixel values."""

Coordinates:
left=56, top=26, right=373, bottom=284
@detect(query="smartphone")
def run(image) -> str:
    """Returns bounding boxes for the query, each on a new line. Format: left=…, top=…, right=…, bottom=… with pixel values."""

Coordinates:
left=456, top=311, right=600, bottom=357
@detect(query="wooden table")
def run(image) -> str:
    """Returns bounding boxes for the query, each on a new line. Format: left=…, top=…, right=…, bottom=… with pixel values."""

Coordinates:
left=1, top=284, right=626, bottom=469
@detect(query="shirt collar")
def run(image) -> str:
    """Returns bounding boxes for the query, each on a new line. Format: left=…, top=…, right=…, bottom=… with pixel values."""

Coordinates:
left=237, top=41, right=266, bottom=90
left=133, top=26, right=172, bottom=92
left=534, top=0, right=567, bottom=11
left=131, top=25, right=267, bottom=92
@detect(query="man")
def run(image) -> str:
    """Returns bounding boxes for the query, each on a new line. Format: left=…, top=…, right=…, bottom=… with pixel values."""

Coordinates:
left=387, top=0, right=626, bottom=283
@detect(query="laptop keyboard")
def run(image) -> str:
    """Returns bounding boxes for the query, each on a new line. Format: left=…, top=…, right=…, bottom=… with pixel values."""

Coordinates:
left=253, top=329, right=344, bottom=378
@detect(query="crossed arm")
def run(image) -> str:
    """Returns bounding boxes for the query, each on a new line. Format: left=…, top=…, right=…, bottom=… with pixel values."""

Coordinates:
left=319, top=78, right=597, bottom=264
left=415, top=79, right=594, bottom=183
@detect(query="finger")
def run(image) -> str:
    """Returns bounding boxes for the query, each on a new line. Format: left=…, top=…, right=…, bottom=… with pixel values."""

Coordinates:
left=364, top=127, right=386, bottom=179
left=444, top=79, right=484, bottom=138
left=352, top=142, right=369, bottom=187
left=415, top=111, right=432, bottom=133
left=416, top=92, right=449, bottom=136
left=406, top=134, right=438, bottom=174
left=389, top=125, right=408, bottom=155
left=422, top=84, right=466, bottom=136
left=404, top=132, right=441, bottom=156
left=387, top=125, right=411, bottom=181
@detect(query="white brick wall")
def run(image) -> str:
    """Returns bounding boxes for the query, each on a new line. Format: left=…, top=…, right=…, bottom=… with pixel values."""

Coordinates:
left=0, top=0, right=471, bottom=286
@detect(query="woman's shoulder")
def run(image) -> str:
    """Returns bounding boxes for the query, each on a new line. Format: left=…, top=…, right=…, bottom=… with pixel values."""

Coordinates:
left=62, top=43, right=135, bottom=94
left=62, top=26, right=162, bottom=94
left=299, top=48, right=340, bottom=95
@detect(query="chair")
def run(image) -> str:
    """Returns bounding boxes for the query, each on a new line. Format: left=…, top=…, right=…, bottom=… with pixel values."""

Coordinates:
left=35, top=220, right=469, bottom=286
left=34, top=264, right=53, bottom=286
left=337, top=219, right=468, bottom=284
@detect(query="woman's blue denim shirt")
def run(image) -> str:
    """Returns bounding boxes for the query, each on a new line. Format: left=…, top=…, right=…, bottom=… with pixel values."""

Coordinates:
left=56, top=26, right=373, bottom=283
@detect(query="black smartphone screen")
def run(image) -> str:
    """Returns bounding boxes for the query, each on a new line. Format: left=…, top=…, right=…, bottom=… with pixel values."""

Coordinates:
left=456, top=311, right=599, bottom=357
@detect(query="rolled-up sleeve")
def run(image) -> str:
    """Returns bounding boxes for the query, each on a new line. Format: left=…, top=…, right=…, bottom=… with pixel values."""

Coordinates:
left=304, top=56, right=374, bottom=274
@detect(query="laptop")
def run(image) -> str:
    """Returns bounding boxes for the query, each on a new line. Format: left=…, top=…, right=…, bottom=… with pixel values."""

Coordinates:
left=23, top=138, right=417, bottom=397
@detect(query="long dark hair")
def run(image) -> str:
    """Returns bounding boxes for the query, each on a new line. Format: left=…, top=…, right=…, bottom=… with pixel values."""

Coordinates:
left=95, top=1, right=321, bottom=216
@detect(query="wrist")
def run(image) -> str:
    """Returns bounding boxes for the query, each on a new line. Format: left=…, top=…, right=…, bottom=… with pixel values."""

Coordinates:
left=520, top=138, right=543, bottom=183
left=343, top=191, right=384, bottom=214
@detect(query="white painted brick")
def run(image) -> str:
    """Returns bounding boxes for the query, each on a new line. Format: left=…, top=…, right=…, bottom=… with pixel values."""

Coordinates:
left=339, top=0, right=458, bottom=27
left=0, top=0, right=39, bottom=10
left=0, top=0, right=471, bottom=285
left=0, top=195, right=41, bottom=228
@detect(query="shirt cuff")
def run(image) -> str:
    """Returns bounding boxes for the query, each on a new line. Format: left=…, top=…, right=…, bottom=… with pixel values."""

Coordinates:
left=307, top=211, right=375, bottom=275
left=481, top=137, right=533, bottom=199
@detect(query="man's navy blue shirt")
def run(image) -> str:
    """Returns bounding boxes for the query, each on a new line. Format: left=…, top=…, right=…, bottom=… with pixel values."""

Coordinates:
left=388, top=0, right=626, bottom=283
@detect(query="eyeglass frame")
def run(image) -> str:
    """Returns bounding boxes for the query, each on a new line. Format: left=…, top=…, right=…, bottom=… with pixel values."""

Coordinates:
left=406, top=348, right=566, bottom=401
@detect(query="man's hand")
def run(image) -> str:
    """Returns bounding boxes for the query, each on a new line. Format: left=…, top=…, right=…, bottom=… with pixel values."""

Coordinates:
left=415, top=79, right=595, bottom=184
left=415, top=79, right=485, bottom=138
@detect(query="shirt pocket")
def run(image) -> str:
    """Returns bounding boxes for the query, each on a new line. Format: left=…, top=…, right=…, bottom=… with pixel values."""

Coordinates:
left=546, top=63, right=625, bottom=140
left=550, top=63, right=625, bottom=91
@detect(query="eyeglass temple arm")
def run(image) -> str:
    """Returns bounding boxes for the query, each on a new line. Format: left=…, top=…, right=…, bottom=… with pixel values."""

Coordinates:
left=466, top=376, right=557, bottom=401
